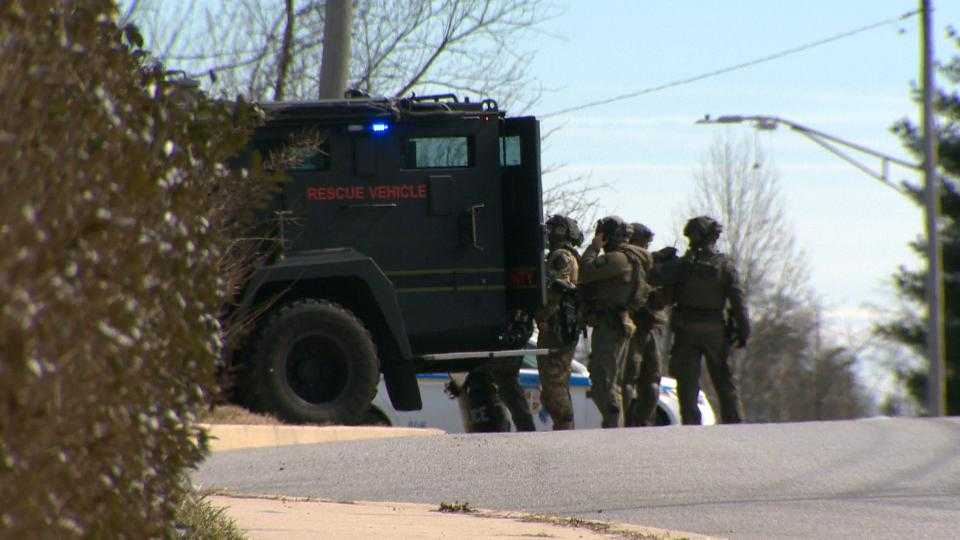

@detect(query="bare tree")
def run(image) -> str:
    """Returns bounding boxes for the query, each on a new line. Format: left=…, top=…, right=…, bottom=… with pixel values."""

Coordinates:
left=541, top=174, right=606, bottom=226
left=274, top=0, right=296, bottom=100
left=539, top=121, right=609, bottom=225
left=682, top=133, right=871, bottom=421
left=122, top=0, right=553, bottom=110
left=686, top=132, right=810, bottom=306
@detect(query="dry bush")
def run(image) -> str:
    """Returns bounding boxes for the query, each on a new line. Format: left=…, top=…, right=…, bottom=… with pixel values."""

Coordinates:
left=0, top=1, right=264, bottom=536
left=200, top=405, right=282, bottom=426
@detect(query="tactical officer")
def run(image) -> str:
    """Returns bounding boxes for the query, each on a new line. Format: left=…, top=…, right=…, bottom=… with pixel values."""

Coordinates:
left=622, top=222, right=666, bottom=427
left=580, top=216, right=650, bottom=428
left=492, top=362, right=536, bottom=431
left=461, top=359, right=535, bottom=432
left=670, top=216, right=749, bottom=424
left=534, top=214, right=583, bottom=430
left=460, top=369, right=511, bottom=432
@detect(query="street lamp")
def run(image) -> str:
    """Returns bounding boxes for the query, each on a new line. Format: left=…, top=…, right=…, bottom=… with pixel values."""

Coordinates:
left=696, top=113, right=945, bottom=416
left=695, top=115, right=919, bottom=194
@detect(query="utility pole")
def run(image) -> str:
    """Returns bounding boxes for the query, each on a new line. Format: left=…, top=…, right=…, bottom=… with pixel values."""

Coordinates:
left=318, top=0, right=354, bottom=99
left=921, top=0, right=945, bottom=416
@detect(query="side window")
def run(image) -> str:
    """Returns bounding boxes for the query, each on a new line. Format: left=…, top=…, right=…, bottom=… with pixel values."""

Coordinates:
left=286, top=140, right=332, bottom=172
left=499, top=135, right=522, bottom=167
left=254, top=129, right=331, bottom=172
left=404, top=136, right=472, bottom=169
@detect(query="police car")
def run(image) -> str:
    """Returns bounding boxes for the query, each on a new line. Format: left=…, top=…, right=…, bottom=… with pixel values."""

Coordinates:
left=368, top=353, right=717, bottom=431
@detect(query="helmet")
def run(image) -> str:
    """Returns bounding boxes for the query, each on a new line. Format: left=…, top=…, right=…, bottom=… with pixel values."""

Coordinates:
left=596, top=215, right=632, bottom=248
left=683, top=215, right=722, bottom=245
left=629, top=222, right=654, bottom=246
left=545, top=214, right=584, bottom=247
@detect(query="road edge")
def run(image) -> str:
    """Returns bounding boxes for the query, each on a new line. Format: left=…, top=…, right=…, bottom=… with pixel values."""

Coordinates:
left=204, top=491, right=721, bottom=540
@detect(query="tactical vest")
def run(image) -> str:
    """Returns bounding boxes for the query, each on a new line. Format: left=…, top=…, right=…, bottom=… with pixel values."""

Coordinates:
left=676, top=251, right=727, bottom=310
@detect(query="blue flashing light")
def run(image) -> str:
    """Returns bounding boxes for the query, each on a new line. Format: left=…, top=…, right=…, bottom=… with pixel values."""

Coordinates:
left=370, top=122, right=390, bottom=133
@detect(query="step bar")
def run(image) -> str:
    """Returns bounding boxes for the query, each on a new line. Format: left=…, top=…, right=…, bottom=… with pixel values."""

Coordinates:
left=413, top=348, right=552, bottom=373
left=417, top=348, right=550, bottom=361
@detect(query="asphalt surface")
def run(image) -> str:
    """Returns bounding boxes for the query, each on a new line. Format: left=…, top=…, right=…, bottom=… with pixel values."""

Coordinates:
left=195, top=417, right=960, bottom=539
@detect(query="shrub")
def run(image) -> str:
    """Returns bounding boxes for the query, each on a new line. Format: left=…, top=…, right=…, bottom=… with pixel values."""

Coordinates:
left=0, top=1, right=261, bottom=536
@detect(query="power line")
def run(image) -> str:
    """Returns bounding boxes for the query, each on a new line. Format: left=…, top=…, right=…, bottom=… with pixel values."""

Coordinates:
left=541, top=9, right=919, bottom=119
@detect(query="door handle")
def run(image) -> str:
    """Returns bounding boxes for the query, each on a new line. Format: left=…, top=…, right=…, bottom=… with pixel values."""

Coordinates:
left=459, top=204, right=485, bottom=250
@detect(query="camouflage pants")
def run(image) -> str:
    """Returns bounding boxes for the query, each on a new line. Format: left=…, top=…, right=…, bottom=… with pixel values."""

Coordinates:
left=589, top=311, right=634, bottom=428
left=669, top=320, right=743, bottom=424
left=492, top=362, right=536, bottom=432
left=537, top=328, right=575, bottom=430
left=622, top=323, right=663, bottom=427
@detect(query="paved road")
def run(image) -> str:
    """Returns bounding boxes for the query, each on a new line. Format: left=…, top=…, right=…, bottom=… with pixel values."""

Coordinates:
left=195, top=417, right=960, bottom=539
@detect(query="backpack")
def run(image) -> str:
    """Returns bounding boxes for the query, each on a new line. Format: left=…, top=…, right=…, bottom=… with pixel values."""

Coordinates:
left=617, top=244, right=653, bottom=315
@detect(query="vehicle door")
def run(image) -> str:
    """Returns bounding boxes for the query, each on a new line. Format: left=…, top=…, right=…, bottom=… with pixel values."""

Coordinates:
left=500, top=117, right=547, bottom=322
left=386, top=117, right=507, bottom=352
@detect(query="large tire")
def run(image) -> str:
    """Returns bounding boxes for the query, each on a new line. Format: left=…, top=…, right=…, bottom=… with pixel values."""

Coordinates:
left=248, top=299, right=379, bottom=425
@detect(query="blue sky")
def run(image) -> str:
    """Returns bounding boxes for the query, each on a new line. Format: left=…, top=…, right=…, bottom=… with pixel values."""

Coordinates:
left=530, top=1, right=960, bottom=347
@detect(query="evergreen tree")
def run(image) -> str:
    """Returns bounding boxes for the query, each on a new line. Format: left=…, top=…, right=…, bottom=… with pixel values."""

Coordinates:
left=879, top=30, right=960, bottom=414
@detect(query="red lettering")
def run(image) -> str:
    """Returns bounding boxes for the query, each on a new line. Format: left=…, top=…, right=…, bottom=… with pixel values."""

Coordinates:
left=306, top=185, right=367, bottom=201
left=312, top=183, right=427, bottom=202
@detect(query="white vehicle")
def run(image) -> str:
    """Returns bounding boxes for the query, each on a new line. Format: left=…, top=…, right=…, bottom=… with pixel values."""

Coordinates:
left=369, top=353, right=716, bottom=431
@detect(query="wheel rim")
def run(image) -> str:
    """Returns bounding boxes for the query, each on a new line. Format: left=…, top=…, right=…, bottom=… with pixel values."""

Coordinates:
left=284, top=334, right=349, bottom=405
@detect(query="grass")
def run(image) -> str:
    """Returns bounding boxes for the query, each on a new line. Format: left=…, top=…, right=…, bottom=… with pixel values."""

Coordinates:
left=175, top=492, right=246, bottom=540
left=438, top=501, right=475, bottom=513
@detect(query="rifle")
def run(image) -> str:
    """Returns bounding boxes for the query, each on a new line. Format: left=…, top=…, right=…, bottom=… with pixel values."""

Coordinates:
left=550, top=279, right=582, bottom=346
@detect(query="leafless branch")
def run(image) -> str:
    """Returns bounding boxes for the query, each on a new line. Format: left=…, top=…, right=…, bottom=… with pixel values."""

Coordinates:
left=123, top=0, right=554, bottom=108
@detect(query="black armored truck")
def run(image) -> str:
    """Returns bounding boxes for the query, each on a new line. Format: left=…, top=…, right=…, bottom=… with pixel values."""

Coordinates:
left=226, top=94, right=547, bottom=424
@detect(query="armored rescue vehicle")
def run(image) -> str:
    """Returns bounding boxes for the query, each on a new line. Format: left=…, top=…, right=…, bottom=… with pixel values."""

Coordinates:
left=226, top=94, right=547, bottom=424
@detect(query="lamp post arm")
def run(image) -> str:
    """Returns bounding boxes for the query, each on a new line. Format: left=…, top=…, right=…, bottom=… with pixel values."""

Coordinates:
left=778, top=118, right=921, bottom=171
left=711, top=114, right=920, bottom=194
left=798, top=131, right=907, bottom=193
left=722, top=114, right=921, bottom=171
